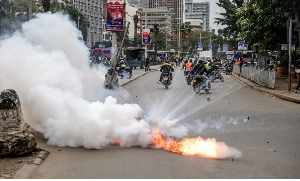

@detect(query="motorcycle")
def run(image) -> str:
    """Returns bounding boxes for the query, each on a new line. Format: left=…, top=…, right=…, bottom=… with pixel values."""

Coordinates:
left=184, top=71, right=192, bottom=85
left=192, top=75, right=211, bottom=94
left=225, top=63, right=233, bottom=75
left=116, top=66, right=132, bottom=79
left=162, top=72, right=171, bottom=89
left=208, top=66, right=224, bottom=82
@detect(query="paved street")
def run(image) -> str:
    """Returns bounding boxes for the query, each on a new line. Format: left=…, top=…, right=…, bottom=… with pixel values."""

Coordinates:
left=30, top=67, right=300, bottom=179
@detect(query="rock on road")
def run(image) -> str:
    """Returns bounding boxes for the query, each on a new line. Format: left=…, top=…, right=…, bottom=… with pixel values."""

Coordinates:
left=31, top=67, right=300, bottom=179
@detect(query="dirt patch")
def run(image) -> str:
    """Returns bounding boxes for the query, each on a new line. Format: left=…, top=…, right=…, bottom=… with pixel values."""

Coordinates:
left=0, top=148, right=47, bottom=179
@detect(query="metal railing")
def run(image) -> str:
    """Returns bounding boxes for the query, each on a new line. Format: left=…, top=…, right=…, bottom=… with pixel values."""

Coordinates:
left=233, top=65, right=275, bottom=89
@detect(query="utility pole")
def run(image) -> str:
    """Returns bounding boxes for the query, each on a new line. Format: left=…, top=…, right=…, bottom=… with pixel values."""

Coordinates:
left=29, top=0, right=32, bottom=20
left=144, top=7, right=148, bottom=59
left=133, top=15, right=138, bottom=47
left=154, top=24, right=159, bottom=61
left=178, top=24, right=180, bottom=58
left=166, top=31, right=167, bottom=58
left=78, top=15, right=80, bottom=29
left=288, top=18, right=292, bottom=94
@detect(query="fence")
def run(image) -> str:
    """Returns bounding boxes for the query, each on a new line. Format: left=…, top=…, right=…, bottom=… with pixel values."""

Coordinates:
left=233, top=65, right=275, bottom=89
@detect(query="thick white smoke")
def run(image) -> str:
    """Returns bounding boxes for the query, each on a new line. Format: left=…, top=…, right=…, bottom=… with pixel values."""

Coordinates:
left=0, top=13, right=152, bottom=148
left=0, top=13, right=241, bottom=158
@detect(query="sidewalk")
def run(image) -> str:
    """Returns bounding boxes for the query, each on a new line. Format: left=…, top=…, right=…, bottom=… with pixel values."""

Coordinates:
left=232, top=73, right=300, bottom=104
left=119, top=65, right=160, bottom=86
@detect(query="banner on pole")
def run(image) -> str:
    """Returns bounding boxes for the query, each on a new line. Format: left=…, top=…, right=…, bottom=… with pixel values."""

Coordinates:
left=106, top=0, right=124, bottom=31
left=142, top=29, right=151, bottom=45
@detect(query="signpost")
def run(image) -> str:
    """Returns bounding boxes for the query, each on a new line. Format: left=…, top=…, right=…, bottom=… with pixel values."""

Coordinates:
left=197, top=43, right=202, bottom=51
left=223, top=44, right=228, bottom=51
left=238, top=41, right=248, bottom=50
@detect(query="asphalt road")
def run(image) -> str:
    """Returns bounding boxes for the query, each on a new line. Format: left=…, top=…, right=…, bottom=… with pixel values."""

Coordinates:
left=31, top=67, right=300, bottom=179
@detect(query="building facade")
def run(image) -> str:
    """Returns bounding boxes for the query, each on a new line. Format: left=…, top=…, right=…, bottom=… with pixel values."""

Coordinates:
left=140, top=7, right=172, bottom=33
left=184, top=0, right=209, bottom=31
left=125, top=4, right=143, bottom=41
left=148, top=0, right=183, bottom=33
left=72, top=0, right=104, bottom=45
left=184, top=19, right=203, bottom=31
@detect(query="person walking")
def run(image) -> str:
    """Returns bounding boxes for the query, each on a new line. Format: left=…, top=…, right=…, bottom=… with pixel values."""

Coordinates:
left=295, top=57, right=300, bottom=93
left=239, top=56, right=244, bottom=76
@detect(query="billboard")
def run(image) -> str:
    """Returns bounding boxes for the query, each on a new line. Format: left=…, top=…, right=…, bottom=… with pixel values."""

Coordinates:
left=106, top=0, right=124, bottom=31
left=142, top=29, right=151, bottom=45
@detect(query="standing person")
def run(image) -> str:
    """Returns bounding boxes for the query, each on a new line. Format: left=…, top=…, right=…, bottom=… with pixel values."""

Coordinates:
left=295, top=57, right=300, bottom=93
left=239, top=56, right=244, bottom=76
left=145, top=57, right=150, bottom=72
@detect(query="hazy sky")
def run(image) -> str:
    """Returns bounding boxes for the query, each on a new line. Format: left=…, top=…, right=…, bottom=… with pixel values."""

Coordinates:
left=191, top=0, right=227, bottom=33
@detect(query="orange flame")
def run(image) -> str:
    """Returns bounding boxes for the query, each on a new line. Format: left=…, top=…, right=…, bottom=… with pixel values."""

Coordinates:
left=151, top=130, right=218, bottom=158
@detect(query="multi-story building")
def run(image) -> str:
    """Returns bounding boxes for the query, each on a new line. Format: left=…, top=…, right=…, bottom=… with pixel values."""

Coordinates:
left=125, top=4, right=143, bottom=41
left=71, top=0, right=104, bottom=46
left=184, top=19, right=203, bottom=31
left=148, top=0, right=183, bottom=33
left=140, top=7, right=172, bottom=33
left=184, top=0, right=209, bottom=31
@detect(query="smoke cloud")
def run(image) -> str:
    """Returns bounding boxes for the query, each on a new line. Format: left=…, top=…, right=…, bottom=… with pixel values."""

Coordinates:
left=0, top=13, right=241, bottom=159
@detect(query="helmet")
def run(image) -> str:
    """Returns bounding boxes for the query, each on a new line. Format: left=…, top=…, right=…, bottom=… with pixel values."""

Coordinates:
left=189, top=59, right=193, bottom=63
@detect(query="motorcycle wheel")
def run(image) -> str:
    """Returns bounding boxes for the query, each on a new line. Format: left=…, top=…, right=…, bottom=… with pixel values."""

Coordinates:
left=220, top=76, right=224, bottom=82
left=193, top=84, right=200, bottom=94
left=165, top=81, right=169, bottom=89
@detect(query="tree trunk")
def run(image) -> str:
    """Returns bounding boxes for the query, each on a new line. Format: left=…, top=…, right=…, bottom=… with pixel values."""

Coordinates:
left=42, top=0, right=51, bottom=12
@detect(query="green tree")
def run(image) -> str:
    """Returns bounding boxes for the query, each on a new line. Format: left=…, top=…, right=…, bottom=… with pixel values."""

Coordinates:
left=236, top=0, right=292, bottom=52
left=215, top=0, right=244, bottom=49
left=61, top=0, right=90, bottom=41
left=150, top=31, right=166, bottom=51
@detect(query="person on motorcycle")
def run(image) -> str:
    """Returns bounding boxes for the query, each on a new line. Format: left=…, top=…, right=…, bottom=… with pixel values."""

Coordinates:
left=159, top=60, right=174, bottom=83
left=190, top=60, right=210, bottom=90
left=118, top=58, right=126, bottom=71
left=185, top=59, right=193, bottom=75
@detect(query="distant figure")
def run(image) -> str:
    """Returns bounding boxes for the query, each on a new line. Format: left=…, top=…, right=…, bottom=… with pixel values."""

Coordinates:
left=295, top=58, right=300, bottom=94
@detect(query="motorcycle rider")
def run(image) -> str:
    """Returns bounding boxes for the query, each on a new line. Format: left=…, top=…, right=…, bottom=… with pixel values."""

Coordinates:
left=185, top=59, right=193, bottom=75
left=190, top=59, right=210, bottom=90
left=158, top=60, right=174, bottom=83
left=118, top=58, right=126, bottom=71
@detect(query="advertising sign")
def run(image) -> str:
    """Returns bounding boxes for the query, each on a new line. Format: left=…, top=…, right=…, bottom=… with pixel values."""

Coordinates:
left=85, top=42, right=91, bottom=49
left=209, top=44, right=212, bottom=51
left=142, top=29, right=151, bottom=45
left=238, top=43, right=248, bottom=50
left=218, top=47, right=221, bottom=52
left=197, top=43, right=202, bottom=51
left=106, top=0, right=124, bottom=31
left=223, top=44, right=228, bottom=51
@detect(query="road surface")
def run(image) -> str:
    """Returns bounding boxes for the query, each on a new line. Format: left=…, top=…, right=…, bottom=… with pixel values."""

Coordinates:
left=31, top=67, right=300, bottom=179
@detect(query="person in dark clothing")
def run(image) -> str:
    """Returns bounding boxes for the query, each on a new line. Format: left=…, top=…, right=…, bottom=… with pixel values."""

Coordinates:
left=295, top=58, right=300, bottom=93
left=189, top=60, right=210, bottom=89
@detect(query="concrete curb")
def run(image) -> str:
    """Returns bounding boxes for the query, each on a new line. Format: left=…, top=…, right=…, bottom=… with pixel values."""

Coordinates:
left=13, top=150, right=49, bottom=179
left=120, top=71, right=151, bottom=86
left=232, top=73, right=300, bottom=104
